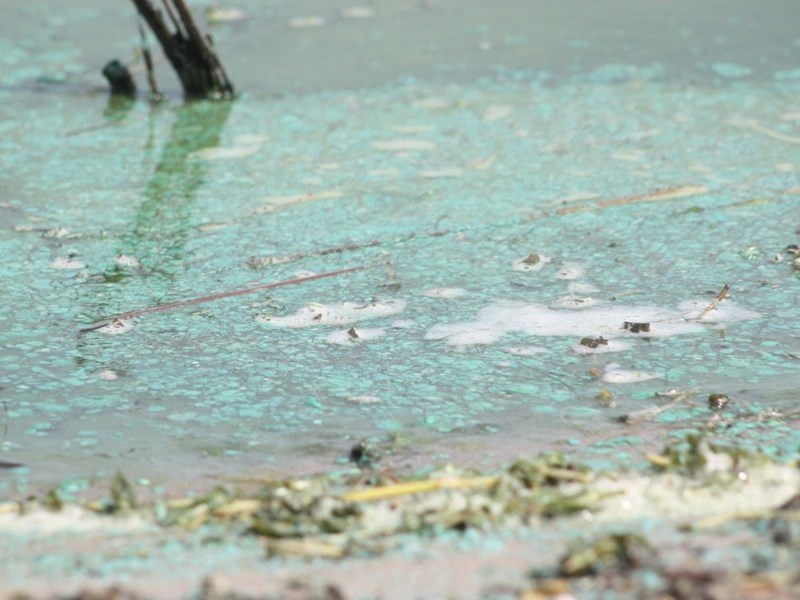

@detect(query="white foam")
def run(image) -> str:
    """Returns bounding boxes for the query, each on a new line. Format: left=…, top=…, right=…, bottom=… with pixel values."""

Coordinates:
left=678, top=298, right=762, bottom=323
left=345, top=394, right=381, bottom=404
left=548, top=296, right=600, bottom=310
left=257, top=299, right=406, bottom=327
left=505, top=346, right=547, bottom=356
left=327, top=327, right=386, bottom=345
left=425, top=297, right=759, bottom=347
left=571, top=340, right=632, bottom=355
left=601, top=362, right=663, bottom=383
left=97, top=318, right=133, bottom=336
left=114, top=254, right=141, bottom=269
left=391, top=319, right=416, bottom=329
left=50, top=256, right=85, bottom=269
left=555, top=263, right=586, bottom=280
left=593, top=458, right=800, bottom=522
left=423, top=287, right=467, bottom=299
left=567, top=282, right=599, bottom=294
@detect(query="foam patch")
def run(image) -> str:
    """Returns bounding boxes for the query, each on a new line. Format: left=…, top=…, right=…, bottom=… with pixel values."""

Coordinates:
left=257, top=299, right=406, bottom=327
left=426, top=298, right=759, bottom=347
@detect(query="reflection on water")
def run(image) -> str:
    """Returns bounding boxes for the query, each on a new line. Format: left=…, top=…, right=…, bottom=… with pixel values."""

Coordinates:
left=123, top=101, right=232, bottom=270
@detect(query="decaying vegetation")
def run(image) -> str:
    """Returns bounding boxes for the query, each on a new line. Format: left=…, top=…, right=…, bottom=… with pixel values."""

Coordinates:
left=3, top=432, right=800, bottom=598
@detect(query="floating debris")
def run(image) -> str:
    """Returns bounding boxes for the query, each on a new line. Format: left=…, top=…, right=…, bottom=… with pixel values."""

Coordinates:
left=513, top=254, right=551, bottom=272
left=98, top=369, right=119, bottom=381
left=96, top=318, right=134, bottom=336
left=522, top=252, right=541, bottom=266
left=708, top=393, right=730, bottom=410
left=572, top=339, right=631, bottom=355
left=619, top=389, right=693, bottom=424
left=326, top=327, right=386, bottom=345
left=258, top=299, right=406, bottom=327
left=596, top=389, right=615, bottom=404
left=579, top=337, right=608, bottom=349
left=82, top=268, right=366, bottom=334
left=692, top=284, right=729, bottom=320
left=679, top=296, right=760, bottom=324
left=623, top=321, right=651, bottom=334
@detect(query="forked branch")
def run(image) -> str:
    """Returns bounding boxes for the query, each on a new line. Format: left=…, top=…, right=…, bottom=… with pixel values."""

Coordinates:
left=129, top=0, right=234, bottom=99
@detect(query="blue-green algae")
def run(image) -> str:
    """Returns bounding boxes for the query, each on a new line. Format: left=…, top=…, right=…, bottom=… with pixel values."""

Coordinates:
left=1, top=0, right=799, bottom=493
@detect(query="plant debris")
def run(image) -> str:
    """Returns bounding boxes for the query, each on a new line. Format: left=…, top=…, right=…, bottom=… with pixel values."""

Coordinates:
left=2, top=453, right=608, bottom=559
left=80, top=266, right=366, bottom=334
left=618, top=389, right=693, bottom=425
left=559, top=533, right=652, bottom=576
left=555, top=185, right=709, bottom=215
left=622, top=321, right=651, bottom=333
left=522, top=252, right=541, bottom=266
left=579, top=336, right=608, bottom=348
left=695, top=284, right=730, bottom=321
left=708, top=393, right=731, bottom=410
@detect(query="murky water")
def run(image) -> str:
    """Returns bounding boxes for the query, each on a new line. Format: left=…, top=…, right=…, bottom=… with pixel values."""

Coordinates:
left=2, top=0, right=800, bottom=492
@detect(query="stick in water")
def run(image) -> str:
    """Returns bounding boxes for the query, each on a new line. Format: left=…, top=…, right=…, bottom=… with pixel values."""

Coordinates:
left=80, top=266, right=366, bottom=333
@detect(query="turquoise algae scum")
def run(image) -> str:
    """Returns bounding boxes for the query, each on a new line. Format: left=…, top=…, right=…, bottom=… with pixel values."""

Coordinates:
left=1, top=0, right=800, bottom=496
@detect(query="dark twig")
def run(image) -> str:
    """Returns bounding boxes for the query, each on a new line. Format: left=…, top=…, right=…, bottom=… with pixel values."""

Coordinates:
left=618, top=390, right=694, bottom=425
left=79, top=266, right=366, bottom=333
left=129, top=0, right=234, bottom=99
left=137, top=17, right=161, bottom=99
